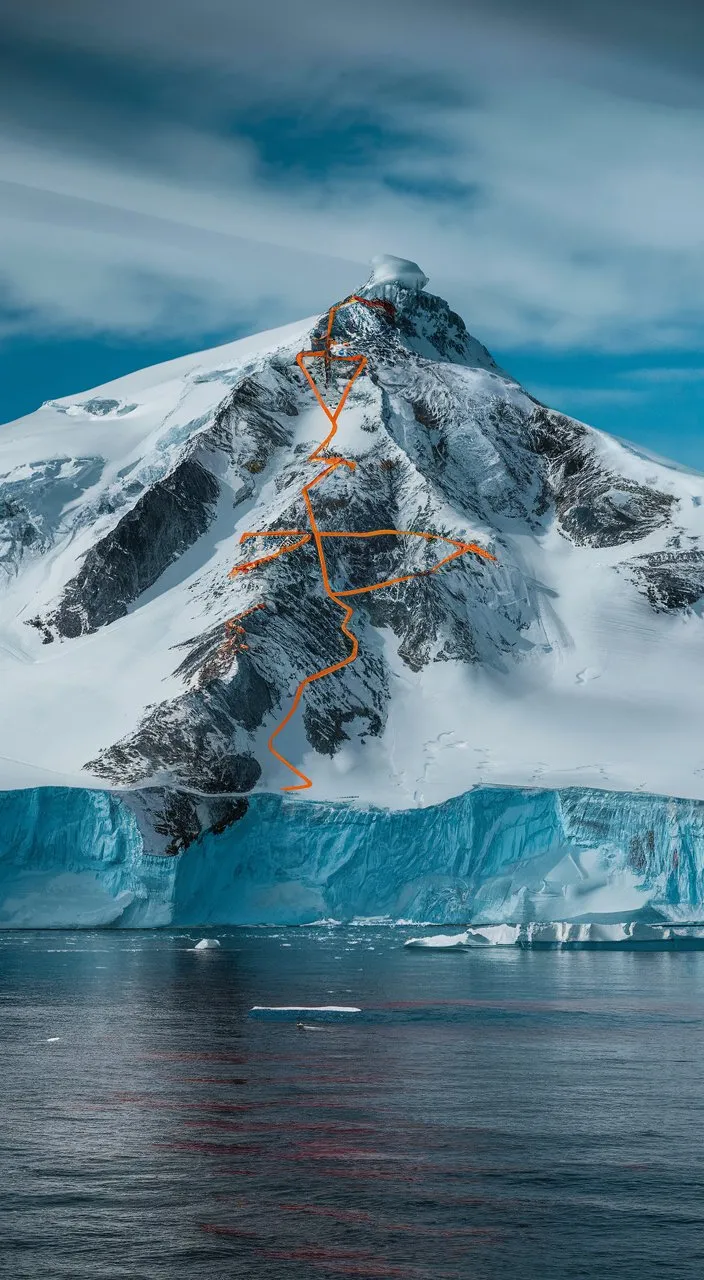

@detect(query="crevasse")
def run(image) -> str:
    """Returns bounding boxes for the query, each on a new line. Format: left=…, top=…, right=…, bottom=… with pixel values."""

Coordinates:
left=1, top=784, right=702, bottom=928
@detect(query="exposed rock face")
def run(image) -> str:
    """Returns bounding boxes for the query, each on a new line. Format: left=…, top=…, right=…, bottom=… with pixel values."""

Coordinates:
left=34, top=457, right=220, bottom=640
left=529, top=407, right=676, bottom=548
left=86, top=660, right=269, bottom=794
left=623, top=548, right=704, bottom=611
left=125, top=788, right=249, bottom=857
left=26, top=366, right=302, bottom=642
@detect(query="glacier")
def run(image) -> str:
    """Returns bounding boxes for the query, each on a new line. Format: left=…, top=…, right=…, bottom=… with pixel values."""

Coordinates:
left=1, top=782, right=702, bottom=928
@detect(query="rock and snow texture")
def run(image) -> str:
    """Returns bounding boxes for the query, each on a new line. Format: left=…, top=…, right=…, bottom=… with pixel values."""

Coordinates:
left=2, top=256, right=704, bottom=858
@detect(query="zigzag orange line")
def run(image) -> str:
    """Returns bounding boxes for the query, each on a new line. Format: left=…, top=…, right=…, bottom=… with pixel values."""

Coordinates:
left=228, top=295, right=496, bottom=791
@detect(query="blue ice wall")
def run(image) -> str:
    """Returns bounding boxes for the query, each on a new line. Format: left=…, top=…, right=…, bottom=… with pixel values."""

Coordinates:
left=173, top=788, right=704, bottom=925
left=0, top=787, right=174, bottom=927
left=1, top=784, right=704, bottom=928
left=173, top=789, right=566, bottom=925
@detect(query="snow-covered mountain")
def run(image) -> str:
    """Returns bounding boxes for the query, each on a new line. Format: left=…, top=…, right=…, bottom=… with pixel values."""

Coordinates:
left=2, top=254, right=704, bottom=926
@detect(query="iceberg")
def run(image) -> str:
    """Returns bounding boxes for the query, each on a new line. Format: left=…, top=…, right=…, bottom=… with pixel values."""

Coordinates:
left=1, top=782, right=704, bottom=929
left=404, top=932, right=481, bottom=950
left=406, top=921, right=704, bottom=949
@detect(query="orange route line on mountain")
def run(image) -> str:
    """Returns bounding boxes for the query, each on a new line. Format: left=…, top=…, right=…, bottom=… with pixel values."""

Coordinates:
left=227, top=294, right=496, bottom=792
left=221, top=602, right=267, bottom=658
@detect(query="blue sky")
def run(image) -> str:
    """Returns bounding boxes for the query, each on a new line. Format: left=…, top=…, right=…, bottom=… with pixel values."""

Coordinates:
left=1, top=0, right=704, bottom=465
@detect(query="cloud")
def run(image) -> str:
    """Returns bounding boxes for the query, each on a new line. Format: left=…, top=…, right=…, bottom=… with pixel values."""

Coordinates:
left=1, top=1, right=704, bottom=353
left=6, top=2, right=704, bottom=92
left=625, top=366, right=704, bottom=383
left=531, top=385, right=649, bottom=410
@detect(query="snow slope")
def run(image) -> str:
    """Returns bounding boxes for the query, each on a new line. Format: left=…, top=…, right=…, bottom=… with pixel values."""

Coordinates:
left=1, top=255, right=704, bottom=871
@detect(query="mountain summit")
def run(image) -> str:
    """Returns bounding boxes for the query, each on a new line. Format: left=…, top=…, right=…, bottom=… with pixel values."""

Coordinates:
left=2, top=260, right=704, bottom=860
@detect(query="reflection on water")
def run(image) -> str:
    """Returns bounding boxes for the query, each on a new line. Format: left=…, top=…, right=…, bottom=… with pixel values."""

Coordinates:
left=2, top=928, right=704, bottom=1279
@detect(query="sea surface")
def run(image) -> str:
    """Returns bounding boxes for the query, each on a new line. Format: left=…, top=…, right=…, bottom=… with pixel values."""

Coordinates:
left=1, top=927, right=703, bottom=1279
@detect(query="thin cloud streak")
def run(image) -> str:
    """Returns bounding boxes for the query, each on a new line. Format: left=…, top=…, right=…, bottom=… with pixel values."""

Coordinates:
left=532, top=385, right=649, bottom=409
left=625, top=366, right=704, bottom=384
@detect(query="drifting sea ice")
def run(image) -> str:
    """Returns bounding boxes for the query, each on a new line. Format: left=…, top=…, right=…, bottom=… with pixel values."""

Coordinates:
left=404, top=921, right=704, bottom=949
left=248, top=1006, right=362, bottom=1019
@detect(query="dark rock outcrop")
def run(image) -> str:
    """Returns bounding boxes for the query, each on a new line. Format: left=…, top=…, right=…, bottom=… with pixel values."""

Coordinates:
left=34, top=458, right=219, bottom=639
left=623, top=548, right=704, bottom=611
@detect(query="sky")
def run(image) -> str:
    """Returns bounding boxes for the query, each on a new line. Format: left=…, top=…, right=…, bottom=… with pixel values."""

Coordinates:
left=1, top=0, right=704, bottom=465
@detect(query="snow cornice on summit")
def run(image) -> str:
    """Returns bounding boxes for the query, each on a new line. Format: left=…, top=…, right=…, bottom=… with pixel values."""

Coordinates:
left=360, top=254, right=430, bottom=297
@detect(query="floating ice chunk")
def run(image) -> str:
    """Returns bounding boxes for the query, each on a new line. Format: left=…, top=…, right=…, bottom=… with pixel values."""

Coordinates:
left=249, top=1005, right=361, bottom=1019
left=250, top=1005, right=361, bottom=1012
left=193, top=937, right=221, bottom=950
left=404, top=928, right=515, bottom=949
left=404, top=932, right=471, bottom=950
left=404, top=921, right=703, bottom=949
left=518, top=921, right=662, bottom=946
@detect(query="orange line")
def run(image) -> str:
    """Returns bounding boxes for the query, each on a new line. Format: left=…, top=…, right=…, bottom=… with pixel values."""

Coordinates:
left=319, top=529, right=495, bottom=553
left=228, top=533, right=311, bottom=579
left=227, top=294, right=496, bottom=791
left=219, top=602, right=267, bottom=663
left=226, top=603, right=267, bottom=626
left=297, top=353, right=366, bottom=458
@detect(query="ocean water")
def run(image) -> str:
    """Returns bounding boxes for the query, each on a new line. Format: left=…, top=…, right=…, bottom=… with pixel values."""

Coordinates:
left=2, top=927, right=703, bottom=1279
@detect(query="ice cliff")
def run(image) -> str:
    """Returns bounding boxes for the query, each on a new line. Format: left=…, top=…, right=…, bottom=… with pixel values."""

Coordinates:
left=1, top=782, right=702, bottom=928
